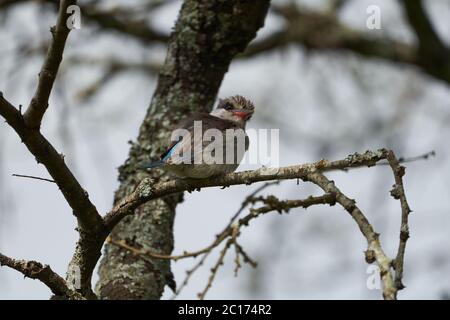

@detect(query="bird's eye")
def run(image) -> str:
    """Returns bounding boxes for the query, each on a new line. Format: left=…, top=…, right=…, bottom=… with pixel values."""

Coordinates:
left=223, top=103, right=233, bottom=110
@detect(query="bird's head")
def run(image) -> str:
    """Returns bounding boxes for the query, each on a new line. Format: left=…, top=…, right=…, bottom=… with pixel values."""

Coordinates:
left=211, top=95, right=255, bottom=126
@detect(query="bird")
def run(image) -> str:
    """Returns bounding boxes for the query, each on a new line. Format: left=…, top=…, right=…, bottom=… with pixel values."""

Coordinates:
left=142, top=95, right=255, bottom=179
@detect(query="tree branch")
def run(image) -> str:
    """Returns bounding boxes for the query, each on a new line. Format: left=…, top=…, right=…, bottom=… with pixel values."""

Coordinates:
left=104, top=149, right=387, bottom=231
left=23, top=0, right=77, bottom=128
left=0, top=0, right=105, bottom=298
left=304, top=170, right=397, bottom=299
left=0, top=95, right=103, bottom=233
left=107, top=193, right=336, bottom=262
left=0, top=253, right=83, bottom=300
left=385, top=150, right=411, bottom=291
left=399, top=0, right=450, bottom=83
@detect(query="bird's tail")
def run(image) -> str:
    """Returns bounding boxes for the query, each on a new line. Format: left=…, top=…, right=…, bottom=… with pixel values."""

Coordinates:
left=140, top=160, right=165, bottom=169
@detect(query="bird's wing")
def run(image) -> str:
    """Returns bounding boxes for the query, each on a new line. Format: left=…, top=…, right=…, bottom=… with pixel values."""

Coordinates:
left=160, top=113, right=239, bottom=164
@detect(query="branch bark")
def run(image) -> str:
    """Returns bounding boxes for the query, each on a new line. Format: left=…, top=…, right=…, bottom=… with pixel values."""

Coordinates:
left=103, top=150, right=387, bottom=231
left=304, top=170, right=397, bottom=299
left=386, top=150, right=411, bottom=291
left=0, top=253, right=83, bottom=300
left=23, top=0, right=77, bottom=128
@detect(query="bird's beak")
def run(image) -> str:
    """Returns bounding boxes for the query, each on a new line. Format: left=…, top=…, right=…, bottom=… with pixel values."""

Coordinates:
left=232, top=109, right=253, bottom=120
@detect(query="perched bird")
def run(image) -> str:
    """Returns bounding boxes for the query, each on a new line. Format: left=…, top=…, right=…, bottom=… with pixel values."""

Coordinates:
left=143, top=95, right=255, bottom=179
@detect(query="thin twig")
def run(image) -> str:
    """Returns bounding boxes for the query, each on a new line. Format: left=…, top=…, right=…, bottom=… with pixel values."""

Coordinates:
left=169, top=184, right=275, bottom=299
left=235, top=242, right=257, bottom=268
left=109, top=193, right=335, bottom=299
left=108, top=194, right=336, bottom=262
left=225, top=182, right=279, bottom=237
left=197, top=239, right=234, bottom=300
left=170, top=251, right=211, bottom=300
left=231, top=225, right=241, bottom=277
left=379, top=150, right=435, bottom=166
left=12, top=174, right=56, bottom=183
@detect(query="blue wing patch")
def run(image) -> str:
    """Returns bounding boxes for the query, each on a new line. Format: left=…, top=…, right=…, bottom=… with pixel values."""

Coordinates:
left=162, top=140, right=180, bottom=162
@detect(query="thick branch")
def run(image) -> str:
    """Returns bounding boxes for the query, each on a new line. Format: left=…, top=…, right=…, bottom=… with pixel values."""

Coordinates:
left=0, top=253, right=83, bottom=300
left=23, top=0, right=77, bottom=128
left=0, top=95, right=103, bottom=231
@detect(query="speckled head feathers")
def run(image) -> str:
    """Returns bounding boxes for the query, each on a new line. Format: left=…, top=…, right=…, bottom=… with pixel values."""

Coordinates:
left=219, top=95, right=255, bottom=111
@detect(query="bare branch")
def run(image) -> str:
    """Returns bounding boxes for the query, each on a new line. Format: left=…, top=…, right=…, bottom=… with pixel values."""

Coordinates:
left=104, top=150, right=388, bottom=231
left=23, top=0, right=78, bottom=128
left=0, top=95, right=103, bottom=230
left=0, top=253, right=83, bottom=300
left=108, top=193, right=336, bottom=298
left=304, top=166, right=399, bottom=300
left=386, top=150, right=412, bottom=291
left=197, top=239, right=233, bottom=300
left=171, top=251, right=211, bottom=299
left=107, top=194, right=335, bottom=262
left=234, top=242, right=257, bottom=269
left=171, top=183, right=276, bottom=299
